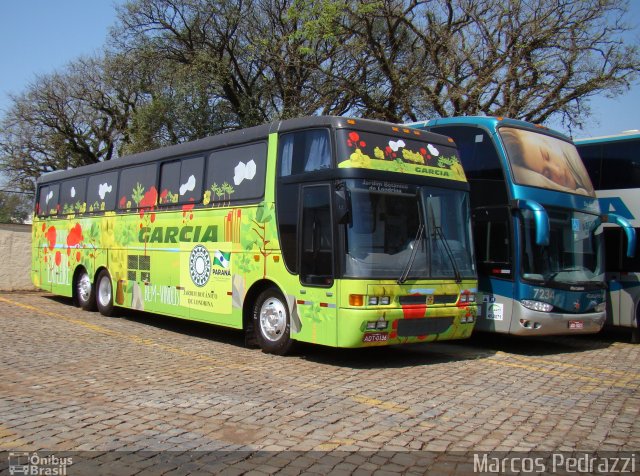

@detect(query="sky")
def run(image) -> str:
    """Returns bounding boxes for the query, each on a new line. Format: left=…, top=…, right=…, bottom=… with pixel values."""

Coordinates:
left=0, top=0, right=639, bottom=142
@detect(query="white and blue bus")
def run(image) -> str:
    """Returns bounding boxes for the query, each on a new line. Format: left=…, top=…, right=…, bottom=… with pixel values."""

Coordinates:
left=576, top=131, right=640, bottom=342
left=410, top=117, right=636, bottom=336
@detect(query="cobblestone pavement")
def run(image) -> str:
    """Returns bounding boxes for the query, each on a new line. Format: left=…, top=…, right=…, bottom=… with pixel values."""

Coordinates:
left=1, top=292, right=638, bottom=474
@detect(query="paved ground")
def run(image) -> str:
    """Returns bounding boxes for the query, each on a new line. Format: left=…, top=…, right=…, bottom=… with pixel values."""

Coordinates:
left=0, top=292, right=638, bottom=474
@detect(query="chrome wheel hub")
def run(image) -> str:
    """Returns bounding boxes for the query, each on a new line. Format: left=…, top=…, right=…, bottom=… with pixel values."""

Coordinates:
left=259, top=297, right=287, bottom=342
left=98, top=276, right=112, bottom=307
left=77, top=274, right=91, bottom=302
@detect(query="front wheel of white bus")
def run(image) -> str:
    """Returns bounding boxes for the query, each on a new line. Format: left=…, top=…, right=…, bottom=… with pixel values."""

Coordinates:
left=253, top=287, right=293, bottom=355
left=76, top=268, right=96, bottom=312
left=96, top=270, right=115, bottom=317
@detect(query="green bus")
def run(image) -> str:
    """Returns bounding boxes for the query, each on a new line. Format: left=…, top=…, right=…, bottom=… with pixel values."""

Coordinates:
left=32, top=116, right=477, bottom=354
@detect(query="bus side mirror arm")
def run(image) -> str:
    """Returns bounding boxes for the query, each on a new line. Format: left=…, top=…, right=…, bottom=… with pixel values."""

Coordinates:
left=604, top=213, right=637, bottom=258
left=511, top=199, right=550, bottom=246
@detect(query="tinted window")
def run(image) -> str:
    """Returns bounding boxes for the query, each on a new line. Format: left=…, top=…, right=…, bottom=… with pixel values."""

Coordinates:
left=205, top=142, right=267, bottom=205
left=300, top=185, right=333, bottom=286
left=576, top=143, right=603, bottom=189
left=87, top=172, right=118, bottom=212
left=38, top=183, right=60, bottom=216
left=159, top=156, right=204, bottom=205
left=604, top=227, right=640, bottom=272
left=118, top=164, right=158, bottom=210
left=578, top=138, right=640, bottom=190
left=278, top=129, right=331, bottom=176
left=601, top=140, right=640, bottom=190
left=430, top=125, right=503, bottom=180
left=60, top=178, right=87, bottom=215
left=473, top=207, right=512, bottom=280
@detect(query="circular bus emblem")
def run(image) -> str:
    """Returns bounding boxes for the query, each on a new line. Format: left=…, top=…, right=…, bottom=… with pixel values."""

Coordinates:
left=189, top=245, right=211, bottom=287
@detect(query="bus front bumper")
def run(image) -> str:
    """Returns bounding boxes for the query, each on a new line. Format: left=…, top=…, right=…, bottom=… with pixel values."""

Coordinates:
left=510, top=304, right=605, bottom=336
left=336, top=306, right=476, bottom=348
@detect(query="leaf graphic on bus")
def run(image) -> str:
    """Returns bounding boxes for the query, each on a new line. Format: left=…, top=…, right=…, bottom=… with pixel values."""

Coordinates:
left=132, top=182, right=145, bottom=206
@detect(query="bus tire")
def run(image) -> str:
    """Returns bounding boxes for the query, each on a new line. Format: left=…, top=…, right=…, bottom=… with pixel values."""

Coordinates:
left=96, top=270, right=115, bottom=317
left=253, top=287, right=293, bottom=355
left=76, top=268, right=96, bottom=311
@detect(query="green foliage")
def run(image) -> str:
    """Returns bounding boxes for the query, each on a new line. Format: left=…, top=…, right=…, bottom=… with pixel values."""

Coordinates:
left=1, top=0, right=639, bottom=190
left=0, top=191, right=31, bottom=224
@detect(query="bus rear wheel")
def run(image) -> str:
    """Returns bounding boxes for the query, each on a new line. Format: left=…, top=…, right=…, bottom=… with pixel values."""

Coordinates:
left=96, top=270, right=115, bottom=317
left=76, top=268, right=96, bottom=311
left=253, top=287, right=293, bottom=355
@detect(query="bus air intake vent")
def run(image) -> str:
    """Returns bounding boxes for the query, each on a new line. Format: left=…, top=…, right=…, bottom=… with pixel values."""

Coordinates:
left=399, top=295, right=426, bottom=305
left=397, top=317, right=453, bottom=337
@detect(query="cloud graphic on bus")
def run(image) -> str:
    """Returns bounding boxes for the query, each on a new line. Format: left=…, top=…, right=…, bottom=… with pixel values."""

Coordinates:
left=389, top=140, right=406, bottom=152
left=427, top=144, right=440, bottom=156
left=234, top=159, right=257, bottom=185
left=180, top=175, right=196, bottom=196
left=98, top=183, right=112, bottom=200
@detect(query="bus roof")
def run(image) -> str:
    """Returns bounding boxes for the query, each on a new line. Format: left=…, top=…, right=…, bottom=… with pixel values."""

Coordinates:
left=37, top=116, right=454, bottom=185
left=409, top=116, right=572, bottom=142
left=574, top=130, right=640, bottom=144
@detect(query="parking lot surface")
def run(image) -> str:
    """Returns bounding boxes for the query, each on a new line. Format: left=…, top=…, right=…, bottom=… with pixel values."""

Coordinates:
left=1, top=292, right=638, bottom=474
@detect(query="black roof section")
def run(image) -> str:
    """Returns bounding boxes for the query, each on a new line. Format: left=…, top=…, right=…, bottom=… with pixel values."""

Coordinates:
left=37, top=115, right=456, bottom=185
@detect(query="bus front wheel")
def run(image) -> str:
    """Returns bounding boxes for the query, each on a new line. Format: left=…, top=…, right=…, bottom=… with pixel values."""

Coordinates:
left=96, top=270, right=115, bottom=317
left=253, top=287, right=293, bottom=355
left=76, top=268, right=96, bottom=311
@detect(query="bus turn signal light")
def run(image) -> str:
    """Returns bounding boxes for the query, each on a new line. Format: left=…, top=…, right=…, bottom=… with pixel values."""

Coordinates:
left=349, top=294, right=364, bottom=306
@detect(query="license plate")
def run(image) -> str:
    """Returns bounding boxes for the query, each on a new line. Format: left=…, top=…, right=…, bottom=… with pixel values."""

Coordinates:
left=362, top=332, right=388, bottom=343
left=568, top=320, right=584, bottom=329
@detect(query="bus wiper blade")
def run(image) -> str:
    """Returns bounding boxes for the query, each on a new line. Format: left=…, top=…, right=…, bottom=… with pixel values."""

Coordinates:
left=434, top=226, right=462, bottom=283
left=397, top=224, right=424, bottom=284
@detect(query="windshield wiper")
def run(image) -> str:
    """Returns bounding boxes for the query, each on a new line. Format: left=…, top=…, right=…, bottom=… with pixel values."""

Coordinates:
left=544, top=267, right=585, bottom=285
left=397, top=223, right=424, bottom=284
left=434, top=225, right=462, bottom=283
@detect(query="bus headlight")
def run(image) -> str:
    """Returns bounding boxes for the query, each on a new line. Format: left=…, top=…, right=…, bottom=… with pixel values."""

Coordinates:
left=521, top=300, right=553, bottom=312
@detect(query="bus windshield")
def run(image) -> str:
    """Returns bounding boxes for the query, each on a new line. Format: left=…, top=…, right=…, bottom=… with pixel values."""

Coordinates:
left=521, top=208, right=604, bottom=287
left=343, top=179, right=475, bottom=280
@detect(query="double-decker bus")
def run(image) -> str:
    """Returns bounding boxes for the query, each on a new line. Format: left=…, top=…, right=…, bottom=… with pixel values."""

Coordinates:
left=32, top=116, right=478, bottom=354
left=575, top=131, right=640, bottom=342
left=410, top=117, right=635, bottom=336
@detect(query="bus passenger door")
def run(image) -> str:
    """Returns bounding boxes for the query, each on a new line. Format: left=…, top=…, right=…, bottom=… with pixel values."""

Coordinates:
left=472, top=207, right=515, bottom=333
left=297, top=185, right=338, bottom=346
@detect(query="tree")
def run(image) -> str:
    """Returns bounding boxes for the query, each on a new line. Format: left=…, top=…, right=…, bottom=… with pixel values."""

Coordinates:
left=407, top=0, right=640, bottom=129
left=0, top=191, right=32, bottom=224
left=1, top=0, right=638, bottom=188
left=302, top=0, right=639, bottom=127
left=0, top=54, right=140, bottom=190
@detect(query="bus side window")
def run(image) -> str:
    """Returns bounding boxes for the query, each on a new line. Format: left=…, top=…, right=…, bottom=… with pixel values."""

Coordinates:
left=60, top=178, right=87, bottom=215
left=205, top=142, right=267, bottom=205
left=299, top=185, right=334, bottom=286
left=87, top=172, right=118, bottom=213
left=38, top=183, right=60, bottom=217
left=159, top=157, right=204, bottom=205
left=118, top=164, right=158, bottom=210
left=278, top=129, right=331, bottom=176
left=473, top=208, right=512, bottom=279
